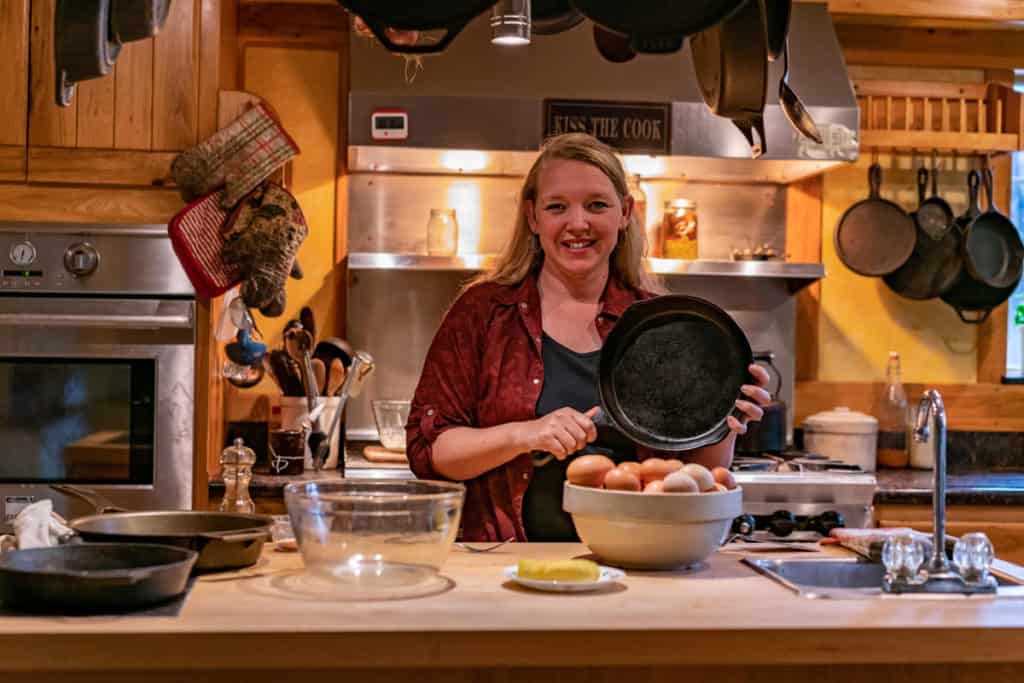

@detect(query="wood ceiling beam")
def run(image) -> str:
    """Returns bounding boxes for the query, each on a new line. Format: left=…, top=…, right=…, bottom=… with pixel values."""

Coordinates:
left=796, top=0, right=1024, bottom=29
left=836, top=24, right=1024, bottom=69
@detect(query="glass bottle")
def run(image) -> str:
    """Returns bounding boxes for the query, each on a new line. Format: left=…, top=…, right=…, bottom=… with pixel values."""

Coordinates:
left=661, top=199, right=699, bottom=260
left=627, top=174, right=649, bottom=252
left=875, top=351, right=911, bottom=469
left=220, top=437, right=256, bottom=513
left=426, top=208, right=459, bottom=256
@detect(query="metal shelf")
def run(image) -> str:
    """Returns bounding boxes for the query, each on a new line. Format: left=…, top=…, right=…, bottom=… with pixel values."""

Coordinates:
left=347, top=252, right=824, bottom=291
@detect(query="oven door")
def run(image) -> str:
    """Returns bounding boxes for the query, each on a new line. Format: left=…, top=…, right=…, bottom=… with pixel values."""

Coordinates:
left=0, top=297, right=195, bottom=527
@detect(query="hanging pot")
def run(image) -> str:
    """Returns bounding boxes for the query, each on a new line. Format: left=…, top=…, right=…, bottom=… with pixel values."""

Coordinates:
left=593, top=24, right=636, bottom=63
left=337, top=0, right=497, bottom=54
left=735, top=351, right=787, bottom=454
left=571, top=0, right=748, bottom=54
left=690, top=0, right=770, bottom=158
left=533, top=0, right=585, bottom=35
left=110, top=0, right=172, bottom=43
left=54, top=0, right=123, bottom=107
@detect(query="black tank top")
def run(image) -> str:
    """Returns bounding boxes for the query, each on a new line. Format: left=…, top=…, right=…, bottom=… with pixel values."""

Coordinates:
left=522, top=333, right=632, bottom=542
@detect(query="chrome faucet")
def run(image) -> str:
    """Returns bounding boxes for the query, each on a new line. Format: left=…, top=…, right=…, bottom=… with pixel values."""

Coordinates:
left=882, top=389, right=996, bottom=595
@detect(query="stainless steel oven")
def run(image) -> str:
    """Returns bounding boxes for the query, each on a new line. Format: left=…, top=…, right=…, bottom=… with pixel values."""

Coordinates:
left=0, top=222, right=195, bottom=528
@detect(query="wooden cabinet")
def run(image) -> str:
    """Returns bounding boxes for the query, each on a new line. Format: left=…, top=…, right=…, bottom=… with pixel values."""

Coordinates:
left=876, top=503, right=1024, bottom=566
left=0, top=0, right=29, bottom=181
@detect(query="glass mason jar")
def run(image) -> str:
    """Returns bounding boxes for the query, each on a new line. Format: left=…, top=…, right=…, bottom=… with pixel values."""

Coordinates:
left=426, top=209, right=459, bottom=256
left=661, top=199, right=698, bottom=260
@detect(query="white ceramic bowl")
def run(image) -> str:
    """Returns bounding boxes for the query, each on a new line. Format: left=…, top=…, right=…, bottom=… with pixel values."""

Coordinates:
left=562, top=482, right=742, bottom=570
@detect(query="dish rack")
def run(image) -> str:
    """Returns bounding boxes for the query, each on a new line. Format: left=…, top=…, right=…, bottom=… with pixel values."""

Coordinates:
left=855, top=80, right=1019, bottom=154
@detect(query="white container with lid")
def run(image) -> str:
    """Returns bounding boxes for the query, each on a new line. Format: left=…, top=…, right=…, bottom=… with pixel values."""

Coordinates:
left=801, top=406, right=880, bottom=472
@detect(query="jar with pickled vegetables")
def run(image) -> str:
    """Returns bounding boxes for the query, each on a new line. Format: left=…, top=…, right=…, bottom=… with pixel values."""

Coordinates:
left=661, top=199, right=698, bottom=260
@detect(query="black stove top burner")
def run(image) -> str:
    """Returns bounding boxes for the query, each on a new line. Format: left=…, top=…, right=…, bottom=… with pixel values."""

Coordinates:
left=731, top=450, right=864, bottom=473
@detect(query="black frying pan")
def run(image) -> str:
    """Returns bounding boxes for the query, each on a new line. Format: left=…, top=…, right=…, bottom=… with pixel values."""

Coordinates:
left=593, top=24, right=636, bottom=63
left=834, top=163, right=916, bottom=276
left=0, top=543, right=195, bottom=614
left=55, top=0, right=123, bottom=107
left=571, top=0, right=748, bottom=54
left=592, top=295, right=753, bottom=452
left=915, top=159, right=955, bottom=240
left=110, top=0, right=171, bottom=43
left=690, top=0, right=769, bottom=158
left=763, top=0, right=791, bottom=62
left=883, top=168, right=962, bottom=300
left=533, top=0, right=585, bottom=35
left=336, top=0, right=496, bottom=54
left=964, top=167, right=1024, bottom=289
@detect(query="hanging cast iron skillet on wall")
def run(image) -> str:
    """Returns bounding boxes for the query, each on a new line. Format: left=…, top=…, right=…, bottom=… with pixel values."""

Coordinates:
left=55, top=0, right=123, bottom=107
left=690, top=0, right=770, bottom=158
left=883, top=168, right=962, bottom=300
left=939, top=170, right=1020, bottom=324
left=571, top=0, right=749, bottom=54
left=533, top=0, right=585, bottom=35
left=834, top=163, right=916, bottom=276
left=109, top=0, right=172, bottom=43
left=964, top=167, right=1024, bottom=289
left=591, top=295, right=753, bottom=453
left=915, top=158, right=955, bottom=240
left=336, top=0, right=497, bottom=54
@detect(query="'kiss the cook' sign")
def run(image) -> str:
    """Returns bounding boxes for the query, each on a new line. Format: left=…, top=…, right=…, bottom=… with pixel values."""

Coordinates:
left=544, top=100, right=671, bottom=155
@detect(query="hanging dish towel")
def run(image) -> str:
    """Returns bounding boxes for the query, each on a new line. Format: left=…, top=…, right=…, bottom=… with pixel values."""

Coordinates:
left=167, top=190, right=241, bottom=299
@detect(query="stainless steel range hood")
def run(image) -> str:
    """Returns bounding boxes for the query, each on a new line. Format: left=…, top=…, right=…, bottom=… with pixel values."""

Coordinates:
left=348, top=3, right=859, bottom=183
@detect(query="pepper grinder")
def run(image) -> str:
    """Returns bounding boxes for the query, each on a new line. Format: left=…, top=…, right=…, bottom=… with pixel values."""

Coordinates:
left=220, top=438, right=256, bottom=514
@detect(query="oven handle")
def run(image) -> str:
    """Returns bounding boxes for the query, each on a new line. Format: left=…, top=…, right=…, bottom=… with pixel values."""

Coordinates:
left=0, top=312, right=193, bottom=330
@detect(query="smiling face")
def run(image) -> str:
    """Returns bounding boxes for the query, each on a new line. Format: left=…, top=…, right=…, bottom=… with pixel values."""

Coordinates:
left=525, top=158, right=633, bottom=285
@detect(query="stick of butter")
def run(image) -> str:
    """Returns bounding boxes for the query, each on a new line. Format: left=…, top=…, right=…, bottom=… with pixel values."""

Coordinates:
left=517, top=558, right=600, bottom=582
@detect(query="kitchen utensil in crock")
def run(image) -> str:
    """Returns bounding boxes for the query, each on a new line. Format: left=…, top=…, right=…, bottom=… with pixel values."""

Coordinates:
left=314, top=350, right=376, bottom=471
left=834, top=163, right=916, bottom=276
left=690, top=0, right=770, bottom=158
left=592, top=24, right=636, bottom=63
left=325, top=358, right=346, bottom=396
left=571, top=0, right=748, bottom=54
left=778, top=38, right=822, bottom=144
left=313, top=336, right=355, bottom=369
left=591, top=295, right=753, bottom=452
left=54, top=0, right=123, bottom=107
left=915, top=155, right=955, bottom=240
left=763, top=0, right=791, bottom=61
left=883, top=168, right=962, bottom=300
left=336, top=0, right=497, bottom=54
left=532, top=0, right=585, bottom=35
left=939, top=170, right=1012, bottom=323
left=50, top=485, right=272, bottom=573
left=735, top=351, right=786, bottom=454
left=964, top=166, right=1024, bottom=289
left=109, top=0, right=171, bottom=43
left=0, top=543, right=196, bottom=614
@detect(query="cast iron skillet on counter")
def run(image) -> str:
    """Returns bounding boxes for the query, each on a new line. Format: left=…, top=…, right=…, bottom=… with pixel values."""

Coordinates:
left=51, top=484, right=273, bottom=573
left=591, top=295, right=753, bottom=453
left=0, top=543, right=197, bottom=615
left=336, top=0, right=497, bottom=54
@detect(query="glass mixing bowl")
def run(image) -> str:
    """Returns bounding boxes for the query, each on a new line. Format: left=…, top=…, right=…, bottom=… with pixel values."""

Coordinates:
left=372, top=399, right=412, bottom=451
left=284, top=480, right=465, bottom=594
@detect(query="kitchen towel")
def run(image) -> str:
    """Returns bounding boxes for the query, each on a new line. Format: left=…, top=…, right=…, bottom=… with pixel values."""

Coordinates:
left=170, top=101, right=300, bottom=209
left=0, top=499, right=73, bottom=552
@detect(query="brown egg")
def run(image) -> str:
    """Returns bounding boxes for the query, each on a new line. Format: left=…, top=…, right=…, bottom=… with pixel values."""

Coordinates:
left=639, top=458, right=684, bottom=484
left=604, top=467, right=642, bottom=492
left=643, top=480, right=665, bottom=494
left=711, top=466, right=737, bottom=490
left=618, top=461, right=642, bottom=477
left=711, top=482, right=729, bottom=493
left=662, top=470, right=699, bottom=493
left=566, top=454, right=616, bottom=488
left=682, top=463, right=715, bottom=492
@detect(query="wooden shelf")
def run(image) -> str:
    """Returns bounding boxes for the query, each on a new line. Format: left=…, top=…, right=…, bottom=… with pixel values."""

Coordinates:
left=859, top=130, right=1019, bottom=154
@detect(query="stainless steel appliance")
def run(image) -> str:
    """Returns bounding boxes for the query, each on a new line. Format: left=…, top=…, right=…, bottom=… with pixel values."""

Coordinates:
left=0, top=222, right=195, bottom=528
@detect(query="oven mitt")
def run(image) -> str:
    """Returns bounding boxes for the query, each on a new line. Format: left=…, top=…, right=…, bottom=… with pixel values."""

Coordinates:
left=170, top=101, right=300, bottom=209
left=221, top=182, right=309, bottom=317
left=167, top=190, right=241, bottom=299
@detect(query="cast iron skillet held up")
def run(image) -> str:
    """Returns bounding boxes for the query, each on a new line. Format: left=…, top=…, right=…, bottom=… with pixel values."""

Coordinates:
left=591, top=295, right=753, bottom=452
left=834, top=163, right=916, bottom=277
left=336, top=0, right=497, bottom=54
left=571, top=0, right=748, bottom=54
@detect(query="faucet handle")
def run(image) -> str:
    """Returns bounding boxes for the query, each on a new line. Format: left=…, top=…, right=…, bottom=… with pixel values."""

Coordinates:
left=882, top=533, right=927, bottom=584
left=953, top=532, right=995, bottom=582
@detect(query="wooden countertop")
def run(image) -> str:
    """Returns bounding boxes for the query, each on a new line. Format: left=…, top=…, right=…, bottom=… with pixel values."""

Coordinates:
left=2, top=543, right=1024, bottom=675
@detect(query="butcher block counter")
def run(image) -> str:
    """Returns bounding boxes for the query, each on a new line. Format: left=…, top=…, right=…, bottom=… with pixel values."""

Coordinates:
left=2, top=543, right=1024, bottom=683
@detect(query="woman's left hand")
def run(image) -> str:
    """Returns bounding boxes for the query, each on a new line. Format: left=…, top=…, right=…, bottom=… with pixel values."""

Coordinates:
left=726, top=363, right=772, bottom=436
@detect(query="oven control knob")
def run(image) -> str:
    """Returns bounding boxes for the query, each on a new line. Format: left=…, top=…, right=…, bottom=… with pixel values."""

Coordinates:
left=64, top=242, right=100, bottom=277
left=768, top=510, right=796, bottom=537
left=817, top=510, right=844, bottom=534
left=731, top=513, right=756, bottom=536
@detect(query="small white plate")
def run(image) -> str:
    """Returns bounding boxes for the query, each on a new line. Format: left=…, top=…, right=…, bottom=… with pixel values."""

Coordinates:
left=503, top=565, right=625, bottom=592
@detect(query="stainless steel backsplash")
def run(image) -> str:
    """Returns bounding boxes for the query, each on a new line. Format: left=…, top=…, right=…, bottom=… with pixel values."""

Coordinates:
left=346, top=172, right=795, bottom=444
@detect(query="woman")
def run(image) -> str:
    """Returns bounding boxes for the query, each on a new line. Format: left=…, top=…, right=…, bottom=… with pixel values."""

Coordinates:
left=406, top=133, right=770, bottom=542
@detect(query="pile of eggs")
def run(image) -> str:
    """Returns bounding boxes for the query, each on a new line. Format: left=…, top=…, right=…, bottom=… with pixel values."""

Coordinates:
left=566, top=455, right=737, bottom=494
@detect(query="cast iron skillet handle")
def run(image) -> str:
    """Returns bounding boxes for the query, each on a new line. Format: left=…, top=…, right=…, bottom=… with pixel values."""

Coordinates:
left=917, top=168, right=929, bottom=206
left=953, top=307, right=992, bottom=325
left=981, top=166, right=995, bottom=211
left=868, top=163, right=883, bottom=198
left=966, top=170, right=981, bottom=217
left=358, top=15, right=467, bottom=55
left=589, top=408, right=635, bottom=452
left=732, top=117, right=766, bottom=159
left=49, top=484, right=129, bottom=514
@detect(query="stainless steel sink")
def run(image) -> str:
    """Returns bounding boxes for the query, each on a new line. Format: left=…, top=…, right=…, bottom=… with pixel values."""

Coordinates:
left=744, top=557, right=1024, bottom=599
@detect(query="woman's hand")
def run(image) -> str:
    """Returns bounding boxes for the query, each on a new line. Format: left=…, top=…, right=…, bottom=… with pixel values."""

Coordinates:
left=726, top=363, right=772, bottom=436
left=526, top=407, right=599, bottom=460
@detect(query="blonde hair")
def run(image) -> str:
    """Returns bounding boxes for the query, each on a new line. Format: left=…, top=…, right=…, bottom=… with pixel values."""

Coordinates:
left=471, top=133, right=663, bottom=294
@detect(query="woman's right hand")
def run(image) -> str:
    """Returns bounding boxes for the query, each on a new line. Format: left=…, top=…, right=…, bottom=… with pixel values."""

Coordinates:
left=524, top=407, right=599, bottom=460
